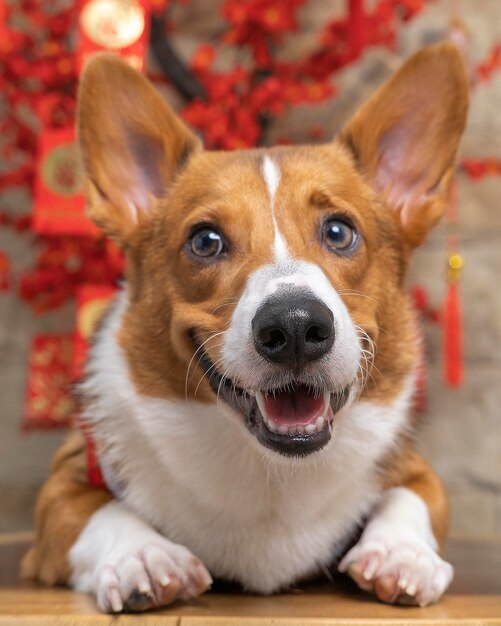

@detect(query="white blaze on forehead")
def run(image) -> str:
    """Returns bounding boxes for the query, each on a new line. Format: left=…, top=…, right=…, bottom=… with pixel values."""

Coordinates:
left=262, top=155, right=289, bottom=261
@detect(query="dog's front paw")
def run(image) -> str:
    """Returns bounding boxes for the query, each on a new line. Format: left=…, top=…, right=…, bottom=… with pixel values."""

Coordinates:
left=338, top=532, right=453, bottom=607
left=95, top=542, right=212, bottom=613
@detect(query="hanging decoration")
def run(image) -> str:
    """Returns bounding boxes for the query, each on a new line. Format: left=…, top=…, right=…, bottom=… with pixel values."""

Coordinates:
left=77, top=0, right=150, bottom=72
left=24, top=334, right=77, bottom=429
left=33, top=126, right=92, bottom=236
left=443, top=180, right=464, bottom=387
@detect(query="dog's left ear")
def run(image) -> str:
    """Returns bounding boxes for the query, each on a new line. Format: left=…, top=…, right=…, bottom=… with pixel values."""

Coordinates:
left=78, top=53, right=201, bottom=246
left=339, top=42, right=468, bottom=247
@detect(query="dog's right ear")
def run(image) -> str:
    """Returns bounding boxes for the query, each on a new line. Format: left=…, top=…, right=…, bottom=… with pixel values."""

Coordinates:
left=77, top=53, right=201, bottom=246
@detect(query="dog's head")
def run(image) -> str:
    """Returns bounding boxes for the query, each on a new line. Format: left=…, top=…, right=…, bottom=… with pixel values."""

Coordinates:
left=78, top=44, right=468, bottom=458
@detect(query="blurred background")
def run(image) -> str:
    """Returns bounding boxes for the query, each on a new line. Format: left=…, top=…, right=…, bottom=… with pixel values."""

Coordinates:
left=0, top=0, right=500, bottom=538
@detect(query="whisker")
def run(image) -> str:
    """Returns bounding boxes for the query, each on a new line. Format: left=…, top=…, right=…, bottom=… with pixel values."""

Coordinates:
left=184, top=331, right=226, bottom=403
left=193, top=346, right=226, bottom=397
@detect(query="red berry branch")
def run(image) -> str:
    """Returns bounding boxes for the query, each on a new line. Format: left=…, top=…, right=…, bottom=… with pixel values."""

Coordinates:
left=3, top=0, right=484, bottom=315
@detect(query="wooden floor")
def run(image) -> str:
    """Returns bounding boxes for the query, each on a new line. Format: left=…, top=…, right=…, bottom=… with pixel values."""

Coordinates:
left=0, top=536, right=500, bottom=625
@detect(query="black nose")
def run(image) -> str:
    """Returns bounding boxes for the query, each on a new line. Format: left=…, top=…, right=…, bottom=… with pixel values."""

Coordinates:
left=252, top=293, right=335, bottom=366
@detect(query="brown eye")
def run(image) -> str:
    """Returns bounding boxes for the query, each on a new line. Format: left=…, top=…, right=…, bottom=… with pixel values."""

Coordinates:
left=190, top=228, right=224, bottom=257
left=322, top=219, right=357, bottom=252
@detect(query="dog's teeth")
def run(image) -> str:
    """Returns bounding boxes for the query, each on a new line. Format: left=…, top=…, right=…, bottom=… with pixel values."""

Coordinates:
left=315, top=416, right=325, bottom=431
left=305, top=424, right=315, bottom=435
left=267, top=419, right=278, bottom=432
left=296, top=425, right=305, bottom=435
left=278, top=425, right=288, bottom=435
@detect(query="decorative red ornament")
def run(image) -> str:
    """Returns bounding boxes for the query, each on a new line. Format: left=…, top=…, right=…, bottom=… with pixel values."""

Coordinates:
left=0, top=251, right=10, bottom=291
left=77, top=0, right=150, bottom=72
left=24, top=334, right=77, bottom=429
left=461, top=158, right=501, bottom=180
left=33, top=126, right=95, bottom=237
left=474, top=43, right=501, bottom=83
left=443, top=179, right=464, bottom=388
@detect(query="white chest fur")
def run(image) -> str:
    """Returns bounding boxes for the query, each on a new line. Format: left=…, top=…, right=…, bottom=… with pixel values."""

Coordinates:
left=81, top=292, right=412, bottom=593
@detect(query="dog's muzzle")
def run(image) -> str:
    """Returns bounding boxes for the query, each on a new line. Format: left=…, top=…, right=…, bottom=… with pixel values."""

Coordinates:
left=194, top=293, right=351, bottom=457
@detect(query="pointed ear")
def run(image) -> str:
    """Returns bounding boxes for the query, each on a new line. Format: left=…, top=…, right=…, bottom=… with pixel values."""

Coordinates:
left=339, top=42, right=468, bottom=247
left=77, top=53, right=201, bottom=245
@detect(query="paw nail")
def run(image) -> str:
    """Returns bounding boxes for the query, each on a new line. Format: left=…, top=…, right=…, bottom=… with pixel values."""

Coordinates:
left=159, top=573, right=171, bottom=587
left=406, top=583, right=417, bottom=596
left=109, top=589, right=123, bottom=613
left=363, top=558, right=378, bottom=581
left=138, top=580, right=151, bottom=594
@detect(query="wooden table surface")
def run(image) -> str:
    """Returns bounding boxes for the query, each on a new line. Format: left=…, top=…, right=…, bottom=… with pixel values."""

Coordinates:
left=0, top=534, right=500, bottom=625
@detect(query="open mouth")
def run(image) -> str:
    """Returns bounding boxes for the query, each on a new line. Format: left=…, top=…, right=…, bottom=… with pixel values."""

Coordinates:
left=195, top=343, right=350, bottom=457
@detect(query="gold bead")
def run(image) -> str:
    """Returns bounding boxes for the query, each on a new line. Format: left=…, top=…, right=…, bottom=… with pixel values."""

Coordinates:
left=448, top=254, right=463, bottom=271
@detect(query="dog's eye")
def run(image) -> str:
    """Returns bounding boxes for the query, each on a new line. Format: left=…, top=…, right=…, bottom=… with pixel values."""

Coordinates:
left=190, top=228, right=224, bottom=258
left=322, top=219, right=357, bottom=252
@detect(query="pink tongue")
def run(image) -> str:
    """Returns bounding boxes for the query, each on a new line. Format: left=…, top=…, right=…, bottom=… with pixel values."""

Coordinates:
left=263, top=386, right=325, bottom=427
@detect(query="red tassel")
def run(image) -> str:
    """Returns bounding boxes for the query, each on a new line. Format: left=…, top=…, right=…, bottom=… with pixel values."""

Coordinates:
left=443, top=279, right=463, bottom=387
left=443, top=177, right=464, bottom=388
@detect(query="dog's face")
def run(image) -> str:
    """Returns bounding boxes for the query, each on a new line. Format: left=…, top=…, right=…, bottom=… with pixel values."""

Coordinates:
left=78, top=44, right=467, bottom=458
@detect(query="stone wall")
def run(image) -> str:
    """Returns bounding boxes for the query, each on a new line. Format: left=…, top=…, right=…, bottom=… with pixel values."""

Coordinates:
left=1, top=0, right=500, bottom=536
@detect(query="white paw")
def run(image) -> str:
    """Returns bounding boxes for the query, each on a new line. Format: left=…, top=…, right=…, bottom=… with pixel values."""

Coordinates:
left=70, top=502, right=213, bottom=613
left=95, top=540, right=213, bottom=613
left=338, top=532, right=453, bottom=607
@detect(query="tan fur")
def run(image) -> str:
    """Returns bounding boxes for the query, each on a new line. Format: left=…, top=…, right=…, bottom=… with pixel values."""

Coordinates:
left=22, top=431, right=111, bottom=584
left=380, top=447, right=449, bottom=552
left=25, top=43, right=468, bottom=589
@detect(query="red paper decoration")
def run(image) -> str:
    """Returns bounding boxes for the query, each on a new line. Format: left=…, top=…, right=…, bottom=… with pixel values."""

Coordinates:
left=24, top=334, right=77, bottom=429
left=33, top=126, right=95, bottom=237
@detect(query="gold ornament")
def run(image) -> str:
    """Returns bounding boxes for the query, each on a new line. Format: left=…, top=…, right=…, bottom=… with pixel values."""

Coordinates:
left=80, top=0, right=145, bottom=50
left=42, top=143, right=84, bottom=197
left=78, top=298, right=113, bottom=339
left=448, top=253, right=463, bottom=282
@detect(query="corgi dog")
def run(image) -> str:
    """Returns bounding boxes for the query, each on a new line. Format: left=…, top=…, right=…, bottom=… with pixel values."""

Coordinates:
left=22, top=42, right=468, bottom=613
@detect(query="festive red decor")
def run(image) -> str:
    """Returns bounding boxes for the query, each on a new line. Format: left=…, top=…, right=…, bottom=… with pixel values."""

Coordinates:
left=410, top=286, right=441, bottom=325
left=24, top=334, right=77, bottom=429
left=184, top=0, right=431, bottom=149
left=443, top=181, right=464, bottom=388
left=0, top=251, right=10, bottom=291
left=474, top=43, right=501, bottom=83
left=1, top=0, right=435, bottom=310
left=19, top=237, right=124, bottom=313
left=33, top=126, right=94, bottom=236
left=77, top=0, right=150, bottom=72
left=461, top=158, right=501, bottom=180
left=444, top=280, right=463, bottom=387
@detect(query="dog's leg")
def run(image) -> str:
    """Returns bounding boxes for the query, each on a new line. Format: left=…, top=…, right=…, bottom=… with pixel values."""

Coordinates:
left=69, top=500, right=213, bottom=613
left=22, top=431, right=212, bottom=613
left=21, top=431, right=113, bottom=586
left=338, top=452, right=453, bottom=607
